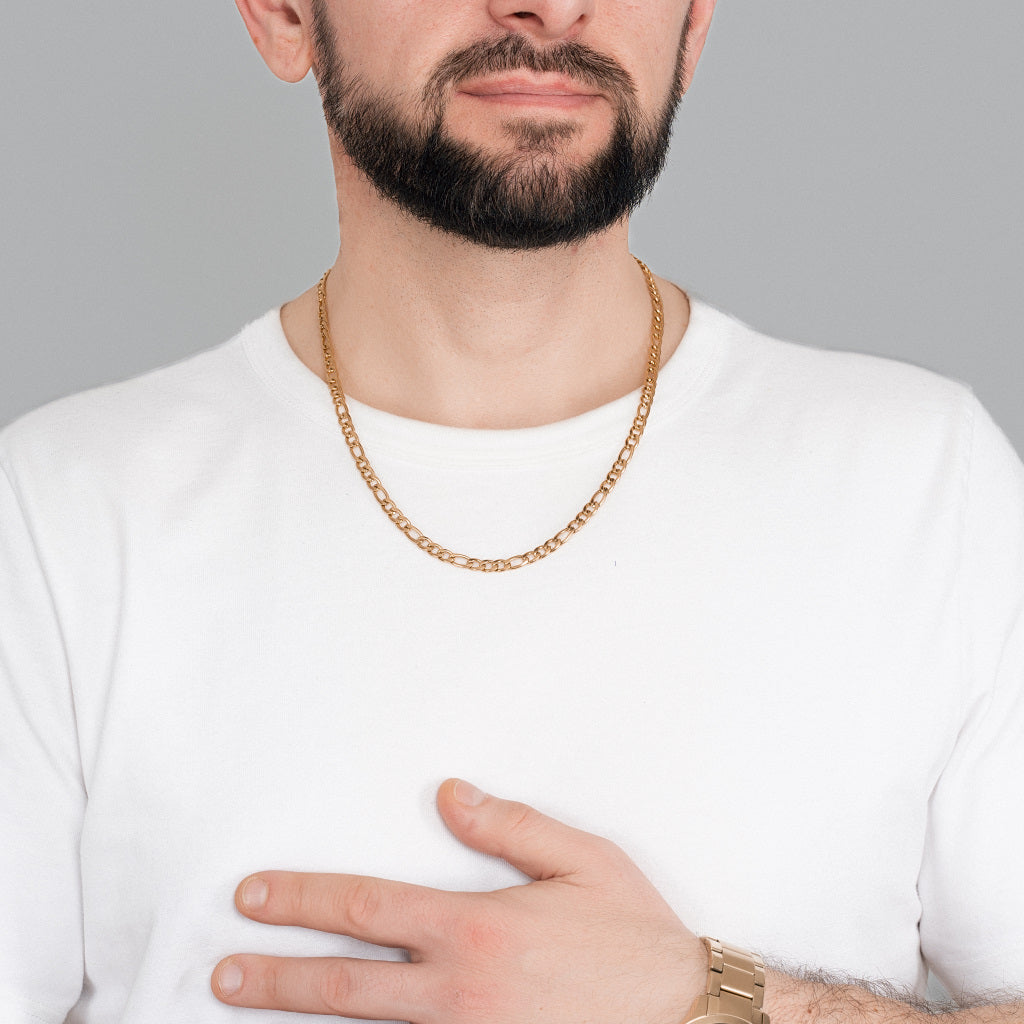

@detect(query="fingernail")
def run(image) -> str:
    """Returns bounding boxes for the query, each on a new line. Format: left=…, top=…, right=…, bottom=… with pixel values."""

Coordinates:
left=454, top=779, right=486, bottom=806
left=218, top=962, right=243, bottom=996
left=240, top=876, right=268, bottom=910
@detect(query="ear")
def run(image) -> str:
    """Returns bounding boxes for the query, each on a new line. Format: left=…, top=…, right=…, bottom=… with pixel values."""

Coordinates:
left=234, top=0, right=314, bottom=83
left=679, top=0, right=716, bottom=94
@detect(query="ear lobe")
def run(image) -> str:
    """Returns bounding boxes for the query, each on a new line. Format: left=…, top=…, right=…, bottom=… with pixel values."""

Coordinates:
left=234, top=0, right=314, bottom=84
left=679, top=0, right=716, bottom=94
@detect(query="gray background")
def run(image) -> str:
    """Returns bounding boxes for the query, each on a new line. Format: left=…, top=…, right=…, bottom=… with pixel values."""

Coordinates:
left=1, top=2, right=1021, bottom=453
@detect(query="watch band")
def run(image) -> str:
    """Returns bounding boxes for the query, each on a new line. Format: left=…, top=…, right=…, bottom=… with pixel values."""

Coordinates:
left=683, top=937, right=770, bottom=1024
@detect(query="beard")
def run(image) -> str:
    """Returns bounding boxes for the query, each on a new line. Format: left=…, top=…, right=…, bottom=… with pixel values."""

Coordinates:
left=310, top=5, right=684, bottom=250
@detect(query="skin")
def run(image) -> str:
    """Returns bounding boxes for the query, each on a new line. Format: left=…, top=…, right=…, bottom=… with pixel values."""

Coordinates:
left=215, top=1, right=1022, bottom=1020
left=213, top=780, right=707, bottom=1020
left=234, top=0, right=706, bottom=429
left=211, top=782, right=1021, bottom=1022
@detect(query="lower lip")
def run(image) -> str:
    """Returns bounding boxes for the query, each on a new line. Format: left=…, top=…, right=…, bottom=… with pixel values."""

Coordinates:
left=459, top=91, right=599, bottom=110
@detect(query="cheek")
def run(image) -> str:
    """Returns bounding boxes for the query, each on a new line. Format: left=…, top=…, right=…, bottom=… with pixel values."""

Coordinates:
left=613, top=6, right=689, bottom=106
left=336, top=2, right=489, bottom=91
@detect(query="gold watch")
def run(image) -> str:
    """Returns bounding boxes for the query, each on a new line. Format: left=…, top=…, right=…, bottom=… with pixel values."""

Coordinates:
left=682, top=938, right=770, bottom=1024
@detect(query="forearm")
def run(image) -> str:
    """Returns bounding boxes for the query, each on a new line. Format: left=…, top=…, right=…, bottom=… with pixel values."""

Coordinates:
left=766, top=968, right=1022, bottom=1024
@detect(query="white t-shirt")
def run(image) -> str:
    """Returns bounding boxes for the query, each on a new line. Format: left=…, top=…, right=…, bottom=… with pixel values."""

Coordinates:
left=2, top=299, right=1023, bottom=1023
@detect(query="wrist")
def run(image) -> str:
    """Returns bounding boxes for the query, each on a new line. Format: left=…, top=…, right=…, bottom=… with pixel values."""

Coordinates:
left=682, top=938, right=770, bottom=1024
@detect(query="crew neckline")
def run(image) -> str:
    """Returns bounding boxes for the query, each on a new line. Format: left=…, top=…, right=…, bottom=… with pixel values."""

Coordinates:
left=242, top=293, right=724, bottom=467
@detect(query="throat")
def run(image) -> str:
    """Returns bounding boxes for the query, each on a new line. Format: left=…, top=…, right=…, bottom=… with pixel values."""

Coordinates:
left=279, top=252, right=687, bottom=430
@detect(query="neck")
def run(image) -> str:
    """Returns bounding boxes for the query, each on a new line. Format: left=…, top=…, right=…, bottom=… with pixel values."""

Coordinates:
left=281, top=164, right=689, bottom=429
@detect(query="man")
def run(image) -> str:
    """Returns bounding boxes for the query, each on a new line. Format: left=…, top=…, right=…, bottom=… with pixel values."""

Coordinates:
left=1, top=0, right=1022, bottom=1021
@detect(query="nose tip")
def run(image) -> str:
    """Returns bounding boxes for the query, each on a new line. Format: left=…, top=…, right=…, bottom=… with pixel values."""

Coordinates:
left=489, top=1, right=593, bottom=41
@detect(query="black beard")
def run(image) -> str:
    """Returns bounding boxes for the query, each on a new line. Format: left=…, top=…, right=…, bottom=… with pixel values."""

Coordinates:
left=310, top=11, right=682, bottom=251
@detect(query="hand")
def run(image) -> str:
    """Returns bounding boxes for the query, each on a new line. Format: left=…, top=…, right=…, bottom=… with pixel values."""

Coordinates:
left=212, top=779, right=707, bottom=1022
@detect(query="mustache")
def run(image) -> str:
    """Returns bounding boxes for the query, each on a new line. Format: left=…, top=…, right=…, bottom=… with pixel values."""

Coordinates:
left=423, top=34, right=639, bottom=108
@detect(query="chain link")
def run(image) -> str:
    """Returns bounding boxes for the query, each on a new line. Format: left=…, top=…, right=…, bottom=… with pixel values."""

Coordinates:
left=317, top=256, right=664, bottom=572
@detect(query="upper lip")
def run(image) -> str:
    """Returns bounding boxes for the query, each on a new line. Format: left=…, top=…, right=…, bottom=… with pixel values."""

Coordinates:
left=457, top=73, right=601, bottom=97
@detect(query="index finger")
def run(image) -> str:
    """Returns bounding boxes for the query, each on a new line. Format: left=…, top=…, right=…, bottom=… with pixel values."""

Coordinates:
left=234, top=870, right=455, bottom=951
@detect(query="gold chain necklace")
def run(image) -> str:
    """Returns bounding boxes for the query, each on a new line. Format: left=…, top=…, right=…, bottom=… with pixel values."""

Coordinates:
left=317, top=256, right=664, bottom=572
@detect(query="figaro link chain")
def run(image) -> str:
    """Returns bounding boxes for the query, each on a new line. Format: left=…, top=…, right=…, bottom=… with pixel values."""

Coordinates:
left=317, top=256, right=664, bottom=572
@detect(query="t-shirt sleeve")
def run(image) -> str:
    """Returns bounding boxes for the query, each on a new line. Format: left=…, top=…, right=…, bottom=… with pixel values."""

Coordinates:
left=0, top=459, right=86, bottom=1021
left=918, top=398, right=1024, bottom=999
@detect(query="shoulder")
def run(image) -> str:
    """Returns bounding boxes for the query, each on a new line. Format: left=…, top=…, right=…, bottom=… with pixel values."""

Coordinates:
left=0, top=311, right=280, bottom=498
left=694, top=297, right=975, bottom=414
left=686, top=297, right=984, bottom=457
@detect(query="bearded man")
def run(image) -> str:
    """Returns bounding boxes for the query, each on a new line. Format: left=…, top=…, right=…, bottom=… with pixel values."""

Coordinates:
left=1, top=1, right=1022, bottom=1022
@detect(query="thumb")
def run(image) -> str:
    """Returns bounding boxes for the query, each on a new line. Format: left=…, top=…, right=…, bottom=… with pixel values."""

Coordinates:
left=436, top=778, right=613, bottom=882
